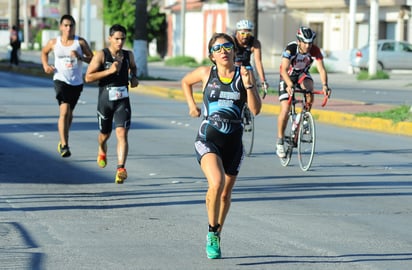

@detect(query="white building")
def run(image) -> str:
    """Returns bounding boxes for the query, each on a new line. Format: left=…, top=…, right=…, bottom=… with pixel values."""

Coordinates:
left=0, top=0, right=104, bottom=50
left=164, top=0, right=412, bottom=72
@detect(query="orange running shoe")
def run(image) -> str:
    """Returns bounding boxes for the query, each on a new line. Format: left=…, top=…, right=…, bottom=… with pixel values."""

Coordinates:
left=115, top=168, right=127, bottom=184
left=97, top=154, right=107, bottom=168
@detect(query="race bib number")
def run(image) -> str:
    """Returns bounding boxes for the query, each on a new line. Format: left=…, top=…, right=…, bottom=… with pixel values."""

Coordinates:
left=61, top=56, right=78, bottom=70
left=107, top=86, right=129, bottom=101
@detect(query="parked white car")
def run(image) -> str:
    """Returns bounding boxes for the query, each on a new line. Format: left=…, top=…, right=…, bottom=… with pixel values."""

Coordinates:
left=350, top=39, right=412, bottom=71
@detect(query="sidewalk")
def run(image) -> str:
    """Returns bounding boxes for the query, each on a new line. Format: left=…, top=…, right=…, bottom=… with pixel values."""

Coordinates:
left=135, top=79, right=412, bottom=137
left=0, top=59, right=411, bottom=137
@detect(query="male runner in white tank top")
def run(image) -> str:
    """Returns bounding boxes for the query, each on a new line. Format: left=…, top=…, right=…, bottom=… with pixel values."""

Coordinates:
left=41, top=14, right=93, bottom=158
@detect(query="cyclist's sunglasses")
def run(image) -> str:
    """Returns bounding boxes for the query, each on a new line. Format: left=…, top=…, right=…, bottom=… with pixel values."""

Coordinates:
left=238, top=31, right=252, bottom=37
left=210, top=42, right=234, bottom=53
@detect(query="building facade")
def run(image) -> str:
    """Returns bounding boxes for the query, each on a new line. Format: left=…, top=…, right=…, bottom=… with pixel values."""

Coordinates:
left=1, top=0, right=411, bottom=73
left=0, top=0, right=104, bottom=50
left=163, top=0, right=412, bottom=72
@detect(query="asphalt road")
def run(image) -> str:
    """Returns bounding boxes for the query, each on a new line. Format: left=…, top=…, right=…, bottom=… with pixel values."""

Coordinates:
left=1, top=73, right=412, bottom=270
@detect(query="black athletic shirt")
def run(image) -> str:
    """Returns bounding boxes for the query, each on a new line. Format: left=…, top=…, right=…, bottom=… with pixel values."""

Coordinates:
left=233, top=35, right=255, bottom=66
left=202, top=65, right=247, bottom=134
left=98, top=48, right=130, bottom=88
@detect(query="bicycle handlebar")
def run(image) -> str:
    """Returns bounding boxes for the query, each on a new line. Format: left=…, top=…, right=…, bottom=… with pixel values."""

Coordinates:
left=312, top=90, right=329, bottom=107
left=287, top=89, right=329, bottom=107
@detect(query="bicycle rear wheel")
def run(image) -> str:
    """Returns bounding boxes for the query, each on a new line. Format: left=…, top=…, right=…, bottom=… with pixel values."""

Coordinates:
left=297, top=111, right=316, bottom=171
left=242, top=106, right=254, bottom=156
left=279, top=114, right=294, bottom=166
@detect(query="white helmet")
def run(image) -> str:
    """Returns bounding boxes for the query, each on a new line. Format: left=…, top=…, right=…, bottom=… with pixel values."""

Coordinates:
left=236, top=19, right=254, bottom=30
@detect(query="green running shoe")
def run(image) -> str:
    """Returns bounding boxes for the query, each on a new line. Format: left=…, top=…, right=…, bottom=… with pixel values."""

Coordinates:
left=206, top=232, right=221, bottom=259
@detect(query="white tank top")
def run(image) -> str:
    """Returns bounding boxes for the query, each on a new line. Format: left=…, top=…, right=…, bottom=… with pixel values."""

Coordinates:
left=53, top=35, right=84, bottom=85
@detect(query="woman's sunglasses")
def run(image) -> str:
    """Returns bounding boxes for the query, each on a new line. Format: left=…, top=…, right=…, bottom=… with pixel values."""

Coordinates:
left=210, top=42, right=234, bottom=53
left=239, top=31, right=252, bottom=37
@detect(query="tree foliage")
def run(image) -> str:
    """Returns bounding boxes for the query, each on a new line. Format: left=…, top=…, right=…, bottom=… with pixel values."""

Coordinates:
left=147, top=3, right=166, bottom=43
left=103, top=0, right=166, bottom=48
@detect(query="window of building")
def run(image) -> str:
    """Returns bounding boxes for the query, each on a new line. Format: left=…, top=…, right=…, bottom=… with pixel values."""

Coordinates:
left=309, top=22, right=323, bottom=48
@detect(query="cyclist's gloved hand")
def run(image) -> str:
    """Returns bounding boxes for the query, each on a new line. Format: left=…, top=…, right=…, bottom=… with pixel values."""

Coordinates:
left=286, top=84, right=294, bottom=96
left=261, top=81, right=268, bottom=99
left=322, top=84, right=331, bottom=98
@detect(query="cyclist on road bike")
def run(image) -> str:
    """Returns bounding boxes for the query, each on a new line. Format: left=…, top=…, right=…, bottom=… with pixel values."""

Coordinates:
left=276, top=26, right=331, bottom=158
left=233, top=19, right=268, bottom=95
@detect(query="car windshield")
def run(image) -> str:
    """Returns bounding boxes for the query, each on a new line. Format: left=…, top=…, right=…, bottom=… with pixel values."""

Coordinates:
left=399, top=42, right=412, bottom=52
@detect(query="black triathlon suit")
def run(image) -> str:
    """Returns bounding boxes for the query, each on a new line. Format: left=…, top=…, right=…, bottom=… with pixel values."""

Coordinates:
left=194, top=65, right=247, bottom=176
left=234, top=35, right=254, bottom=67
left=97, top=48, right=131, bottom=134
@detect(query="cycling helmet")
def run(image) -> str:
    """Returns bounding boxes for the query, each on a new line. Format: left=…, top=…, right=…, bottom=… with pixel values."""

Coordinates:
left=236, top=19, right=254, bottom=30
left=296, top=26, right=316, bottom=43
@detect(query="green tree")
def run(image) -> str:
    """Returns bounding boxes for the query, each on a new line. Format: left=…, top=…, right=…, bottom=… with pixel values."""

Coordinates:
left=103, top=0, right=166, bottom=49
left=103, top=0, right=136, bottom=47
left=147, top=3, right=166, bottom=43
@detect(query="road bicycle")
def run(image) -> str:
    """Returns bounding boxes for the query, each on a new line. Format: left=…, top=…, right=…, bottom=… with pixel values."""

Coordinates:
left=279, top=87, right=329, bottom=171
left=242, top=82, right=268, bottom=156
left=242, top=105, right=254, bottom=156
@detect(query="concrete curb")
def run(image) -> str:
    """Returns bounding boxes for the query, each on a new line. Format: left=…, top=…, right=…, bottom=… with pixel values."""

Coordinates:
left=1, top=62, right=411, bottom=137
left=132, top=83, right=412, bottom=137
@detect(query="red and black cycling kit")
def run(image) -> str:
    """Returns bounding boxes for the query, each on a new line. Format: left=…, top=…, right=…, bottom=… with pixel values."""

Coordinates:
left=278, top=41, right=323, bottom=101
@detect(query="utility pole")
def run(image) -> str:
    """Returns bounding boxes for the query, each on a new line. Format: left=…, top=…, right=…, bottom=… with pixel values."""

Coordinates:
left=85, top=0, right=90, bottom=43
left=244, top=0, right=258, bottom=38
left=134, top=0, right=148, bottom=77
left=368, top=0, right=379, bottom=76
left=76, top=0, right=82, bottom=35
left=10, top=0, right=19, bottom=32
left=23, top=0, right=29, bottom=49
left=59, top=0, right=71, bottom=15
left=349, top=0, right=357, bottom=50
left=180, top=0, right=186, bottom=56
left=348, top=0, right=357, bottom=74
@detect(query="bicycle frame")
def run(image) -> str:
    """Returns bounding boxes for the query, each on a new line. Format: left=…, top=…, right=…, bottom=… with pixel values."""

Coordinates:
left=289, top=89, right=328, bottom=143
left=242, top=105, right=254, bottom=156
left=279, top=88, right=328, bottom=171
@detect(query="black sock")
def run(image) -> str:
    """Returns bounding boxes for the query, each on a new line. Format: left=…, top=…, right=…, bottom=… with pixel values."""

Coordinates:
left=117, top=165, right=124, bottom=169
left=208, top=224, right=220, bottom=233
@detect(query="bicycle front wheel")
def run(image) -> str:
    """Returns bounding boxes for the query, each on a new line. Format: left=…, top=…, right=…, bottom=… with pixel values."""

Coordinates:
left=242, top=106, right=254, bottom=156
left=297, top=111, right=316, bottom=171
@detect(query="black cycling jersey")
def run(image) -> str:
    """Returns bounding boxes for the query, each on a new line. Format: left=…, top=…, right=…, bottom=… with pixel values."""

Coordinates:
left=278, top=41, right=324, bottom=101
left=233, top=35, right=254, bottom=66
left=280, top=41, right=323, bottom=79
